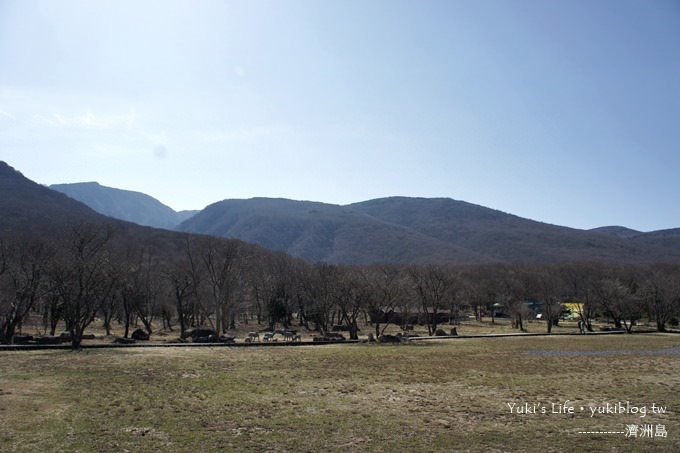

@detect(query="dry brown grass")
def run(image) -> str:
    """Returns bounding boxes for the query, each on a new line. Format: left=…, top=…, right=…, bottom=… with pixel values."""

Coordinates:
left=1, top=334, right=678, bottom=452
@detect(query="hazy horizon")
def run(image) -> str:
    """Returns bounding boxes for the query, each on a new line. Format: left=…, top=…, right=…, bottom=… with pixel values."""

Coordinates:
left=2, top=0, right=679, bottom=231
left=30, top=175, right=665, bottom=233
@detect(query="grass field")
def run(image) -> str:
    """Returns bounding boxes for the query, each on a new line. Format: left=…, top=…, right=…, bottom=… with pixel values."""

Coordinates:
left=1, top=334, right=678, bottom=452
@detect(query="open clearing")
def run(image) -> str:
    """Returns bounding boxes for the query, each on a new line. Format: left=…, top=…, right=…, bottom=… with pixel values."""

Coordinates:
left=1, top=334, right=678, bottom=452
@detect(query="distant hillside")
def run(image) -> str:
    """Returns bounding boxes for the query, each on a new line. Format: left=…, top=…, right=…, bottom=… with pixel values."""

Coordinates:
left=347, top=197, right=665, bottom=263
left=6, top=161, right=680, bottom=266
left=586, top=226, right=680, bottom=251
left=0, top=161, right=264, bottom=262
left=0, top=163, right=105, bottom=236
left=589, top=226, right=642, bottom=238
left=177, top=198, right=489, bottom=264
left=178, top=196, right=680, bottom=265
left=631, top=228, right=680, bottom=250
left=50, top=182, right=196, bottom=229
left=0, top=162, right=181, bottom=256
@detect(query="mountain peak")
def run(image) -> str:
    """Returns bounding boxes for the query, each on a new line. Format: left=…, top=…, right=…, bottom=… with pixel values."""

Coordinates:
left=50, top=182, right=195, bottom=230
left=0, top=161, right=26, bottom=180
left=590, top=225, right=643, bottom=238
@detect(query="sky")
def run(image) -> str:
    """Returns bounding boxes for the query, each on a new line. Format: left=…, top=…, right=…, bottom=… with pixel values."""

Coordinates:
left=1, top=0, right=679, bottom=232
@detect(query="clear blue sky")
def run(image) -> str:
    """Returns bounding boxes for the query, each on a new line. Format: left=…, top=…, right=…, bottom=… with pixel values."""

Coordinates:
left=1, top=0, right=679, bottom=231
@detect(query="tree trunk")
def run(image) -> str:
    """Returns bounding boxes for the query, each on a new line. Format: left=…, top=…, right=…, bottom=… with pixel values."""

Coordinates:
left=123, top=317, right=131, bottom=339
left=656, top=320, right=666, bottom=332
left=70, top=325, right=83, bottom=351
left=179, top=311, right=186, bottom=338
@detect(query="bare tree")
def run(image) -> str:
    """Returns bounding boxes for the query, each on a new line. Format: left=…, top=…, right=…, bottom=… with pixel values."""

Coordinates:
left=163, top=257, right=196, bottom=338
left=492, top=265, right=527, bottom=331
left=460, top=266, right=491, bottom=322
left=116, top=249, right=161, bottom=336
left=135, top=252, right=162, bottom=334
left=642, top=264, right=680, bottom=332
left=331, top=266, right=370, bottom=340
left=117, top=276, right=136, bottom=339
left=99, top=288, right=118, bottom=336
left=188, top=237, right=241, bottom=333
left=184, top=238, right=209, bottom=327
left=523, top=265, right=564, bottom=333
left=594, top=272, right=642, bottom=333
left=562, top=263, right=601, bottom=332
left=0, top=239, right=51, bottom=343
left=246, top=256, right=268, bottom=325
left=49, top=224, right=116, bottom=350
left=363, top=264, right=406, bottom=337
left=445, top=268, right=464, bottom=326
left=409, top=264, right=457, bottom=335
left=244, top=249, right=288, bottom=326
left=38, top=293, right=62, bottom=336
left=299, top=263, right=337, bottom=334
left=258, top=252, right=300, bottom=330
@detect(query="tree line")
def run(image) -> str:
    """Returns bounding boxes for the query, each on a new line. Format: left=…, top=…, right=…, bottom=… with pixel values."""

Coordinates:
left=1, top=224, right=679, bottom=349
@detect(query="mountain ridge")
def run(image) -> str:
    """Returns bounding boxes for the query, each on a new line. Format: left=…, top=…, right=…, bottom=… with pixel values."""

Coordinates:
left=6, top=161, right=678, bottom=265
left=589, top=225, right=643, bottom=238
left=178, top=197, right=492, bottom=264
left=177, top=196, right=680, bottom=265
left=50, top=181, right=197, bottom=229
left=0, top=161, right=268, bottom=263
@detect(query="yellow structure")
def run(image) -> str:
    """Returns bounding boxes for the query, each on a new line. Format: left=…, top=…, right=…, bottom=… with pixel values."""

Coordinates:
left=563, top=302, right=584, bottom=317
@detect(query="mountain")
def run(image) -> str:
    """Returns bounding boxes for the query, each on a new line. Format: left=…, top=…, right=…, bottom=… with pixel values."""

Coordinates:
left=631, top=228, right=680, bottom=250
left=6, top=161, right=680, bottom=266
left=588, top=226, right=680, bottom=252
left=178, top=196, right=680, bottom=265
left=0, top=163, right=105, bottom=236
left=589, top=226, right=642, bottom=238
left=0, top=162, right=265, bottom=263
left=347, top=197, right=668, bottom=263
left=0, top=162, right=177, bottom=254
left=177, top=198, right=489, bottom=264
left=50, top=182, right=197, bottom=230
